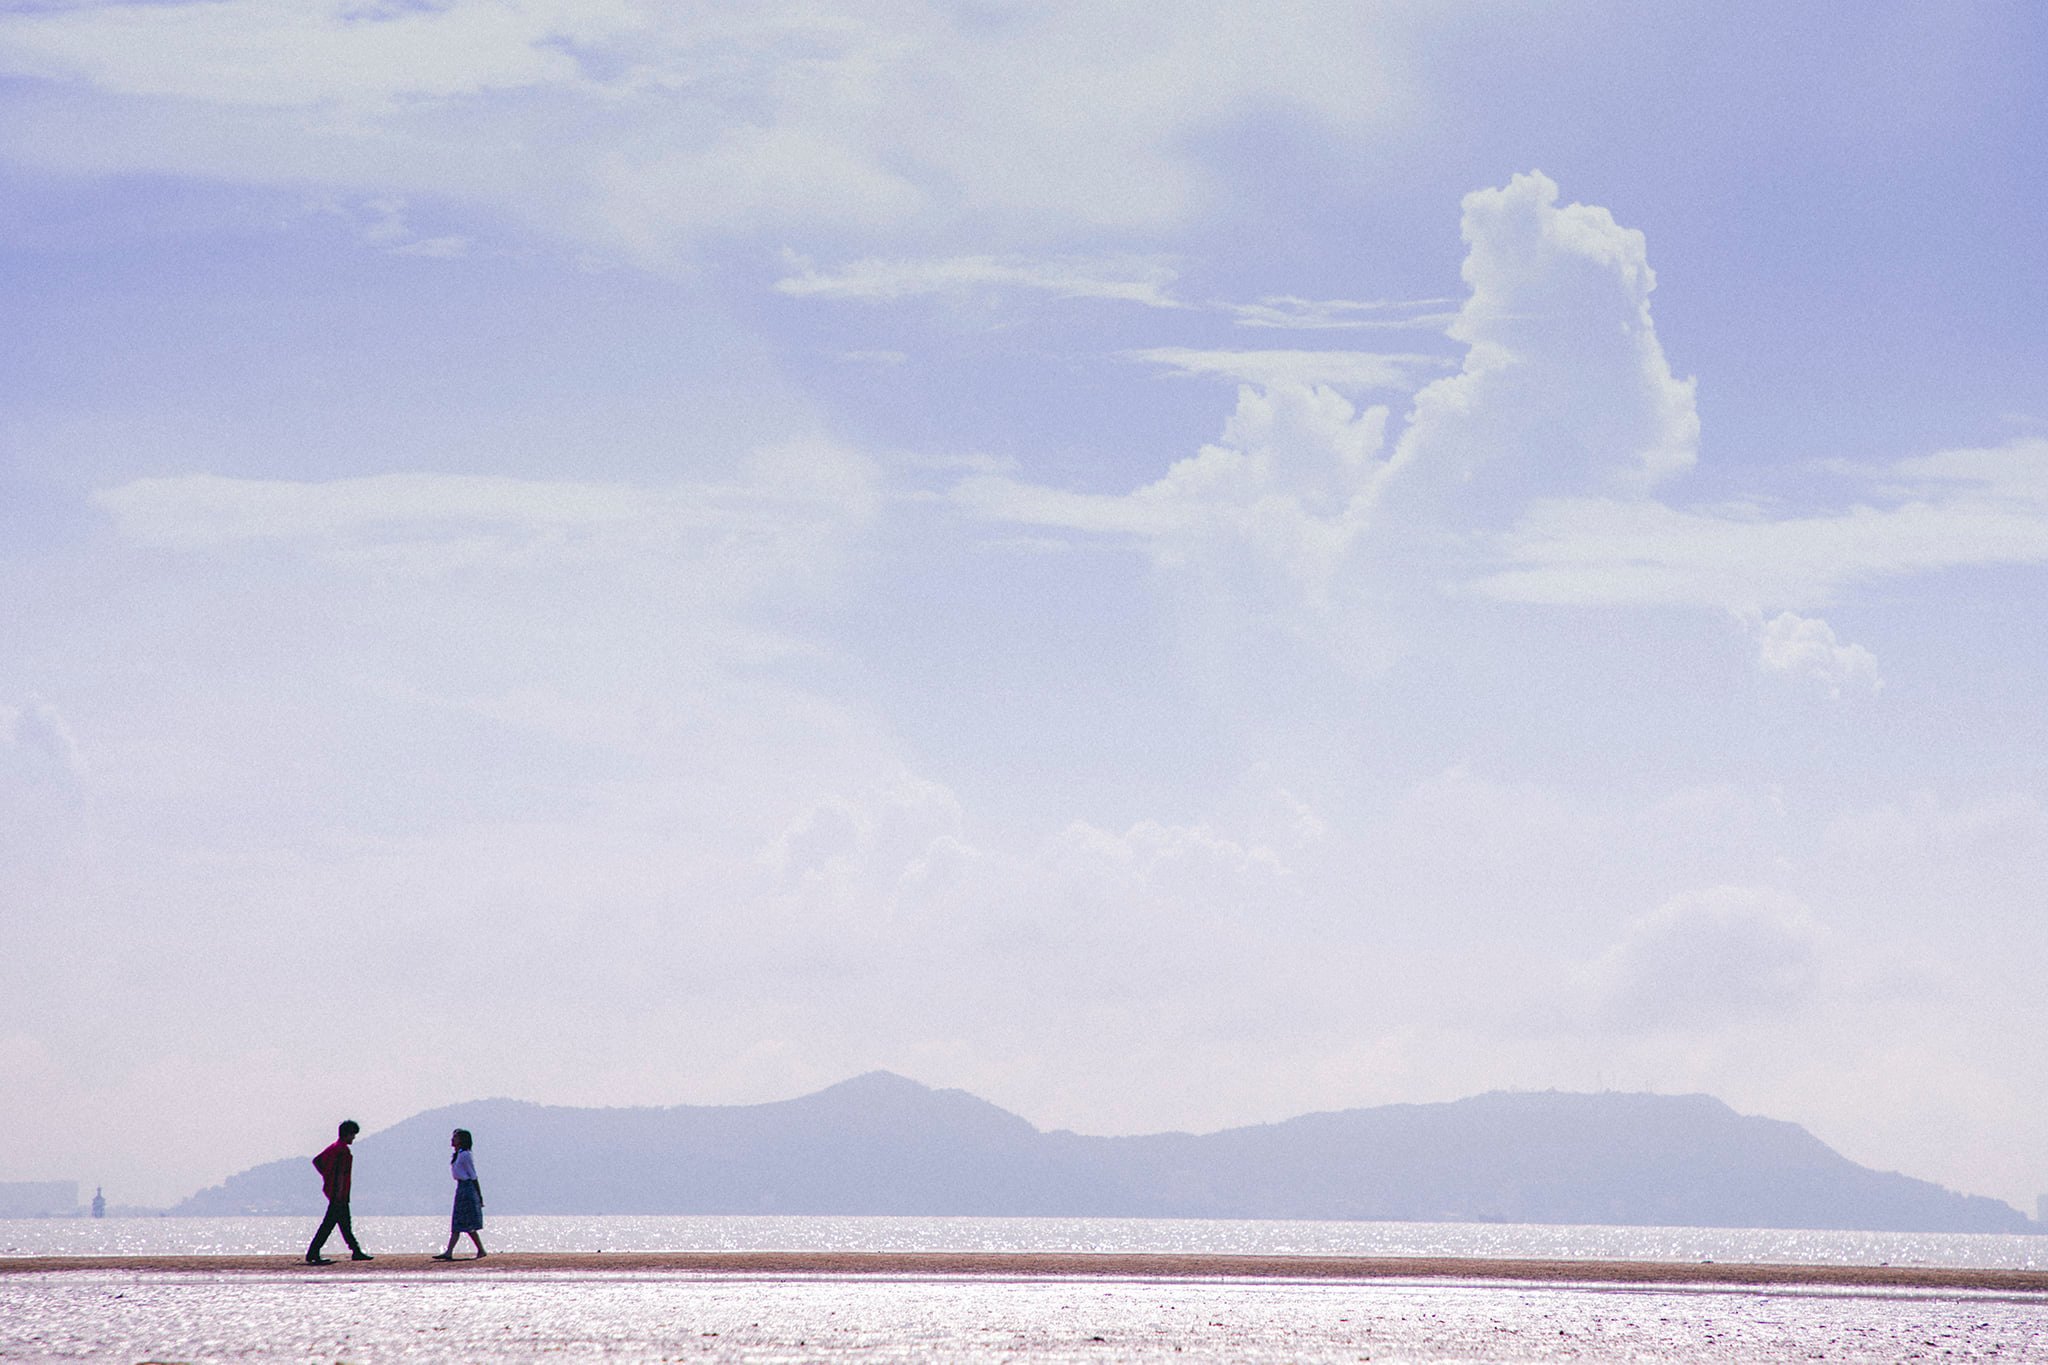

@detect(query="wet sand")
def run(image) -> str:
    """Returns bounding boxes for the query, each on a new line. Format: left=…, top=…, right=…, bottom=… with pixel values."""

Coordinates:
left=5, top=1249, right=2047, bottom=1292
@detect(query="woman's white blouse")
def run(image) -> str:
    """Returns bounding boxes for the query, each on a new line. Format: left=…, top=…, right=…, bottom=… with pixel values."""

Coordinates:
left=452, top=1150, right=477, bottom=1181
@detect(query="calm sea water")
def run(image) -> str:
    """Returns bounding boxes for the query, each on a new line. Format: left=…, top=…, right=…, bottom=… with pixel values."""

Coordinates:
left=5, top=1212, right=2048, bottom=1267
left=8, top=1217, right=2048, bottom=1363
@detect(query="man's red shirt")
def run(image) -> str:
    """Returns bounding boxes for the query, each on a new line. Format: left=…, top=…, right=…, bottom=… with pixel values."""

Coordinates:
left=311, top=1140, right=353, bottom=1203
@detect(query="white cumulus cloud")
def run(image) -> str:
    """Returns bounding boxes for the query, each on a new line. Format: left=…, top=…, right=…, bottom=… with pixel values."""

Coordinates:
left=956, top=171, right=1702, bottom=667
left=1753, top=611, right=1882, bottom=698
left=950, top=170, right=2048, bottom=703
left=960, top=381, right=1393, bottom=612
left=968, top=171, right=1702, bottom=556
left=1379, top=170, right=1699, bottom=523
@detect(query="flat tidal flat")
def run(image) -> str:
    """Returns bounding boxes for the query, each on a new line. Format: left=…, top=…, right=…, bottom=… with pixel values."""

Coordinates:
left=5, top=1257, right=2048, bottom=1363
left=9, top=1249, right=2048, bottom=1291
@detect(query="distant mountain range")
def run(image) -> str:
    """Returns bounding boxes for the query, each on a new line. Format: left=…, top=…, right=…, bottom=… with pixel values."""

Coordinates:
left=174, top=1071, right=2030, bottom=1233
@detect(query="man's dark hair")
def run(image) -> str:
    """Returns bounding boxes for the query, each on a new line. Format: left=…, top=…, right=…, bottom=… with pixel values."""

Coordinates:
left=339, top=1120, right=361, bottom=1139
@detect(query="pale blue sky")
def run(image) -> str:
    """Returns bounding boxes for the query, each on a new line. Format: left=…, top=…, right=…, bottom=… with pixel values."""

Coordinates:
left=3, top=2, right=2046, bottom=1209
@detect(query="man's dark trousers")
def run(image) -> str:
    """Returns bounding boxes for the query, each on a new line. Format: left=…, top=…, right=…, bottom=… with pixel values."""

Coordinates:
left=307, top=1198, right=363, bottom=1259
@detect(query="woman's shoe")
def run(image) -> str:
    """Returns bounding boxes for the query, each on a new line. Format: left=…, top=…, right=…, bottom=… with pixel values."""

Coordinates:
left=431, top=1252, right=455, bottom=1261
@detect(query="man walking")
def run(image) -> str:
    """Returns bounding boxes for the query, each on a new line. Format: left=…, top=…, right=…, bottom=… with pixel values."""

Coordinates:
left=305, top=1120, right=373, bottom=1265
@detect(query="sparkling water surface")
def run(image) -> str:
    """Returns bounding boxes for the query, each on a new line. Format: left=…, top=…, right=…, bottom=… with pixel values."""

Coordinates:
left=5, top=1212, right=2048, bottom=1268
left=8, top=1218, right=2048, bottom=1363
left=5, top=1268, right=2046, bottom=1363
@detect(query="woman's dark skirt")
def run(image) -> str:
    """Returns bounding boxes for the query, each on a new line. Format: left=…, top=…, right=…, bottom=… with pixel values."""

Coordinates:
left=451, top=1178, right=483, bottom=1233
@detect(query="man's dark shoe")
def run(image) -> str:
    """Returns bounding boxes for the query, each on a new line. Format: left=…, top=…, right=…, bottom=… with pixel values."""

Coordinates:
left=306, top=1256, right=334, bottom=1265
left=350, top=1252, right=375, bottom=1261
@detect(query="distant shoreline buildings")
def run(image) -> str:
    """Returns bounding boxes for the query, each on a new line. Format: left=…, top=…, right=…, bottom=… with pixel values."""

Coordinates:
left=0, top=1181, right=162, bottom=1220
left=0, top=1180, right=80, bottom=1218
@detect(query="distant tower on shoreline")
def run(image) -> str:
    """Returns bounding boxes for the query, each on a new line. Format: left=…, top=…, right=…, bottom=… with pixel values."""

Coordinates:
left=91, top=1188, right=105, bottom=1219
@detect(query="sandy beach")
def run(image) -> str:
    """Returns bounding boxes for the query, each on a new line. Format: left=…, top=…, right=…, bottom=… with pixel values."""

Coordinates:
left=6, top=1249, right=2048, bottom=1292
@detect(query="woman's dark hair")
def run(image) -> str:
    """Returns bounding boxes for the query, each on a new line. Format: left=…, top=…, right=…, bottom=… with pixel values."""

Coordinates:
left=452, top=1128, right=473, bottom=1151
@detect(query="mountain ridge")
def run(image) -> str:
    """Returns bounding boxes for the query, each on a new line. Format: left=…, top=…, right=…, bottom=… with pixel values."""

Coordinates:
left=174, top=1072, right=2028, bottom=1233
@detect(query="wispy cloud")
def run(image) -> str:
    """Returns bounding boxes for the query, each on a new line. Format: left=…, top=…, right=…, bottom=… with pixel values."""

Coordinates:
left=0, top=2, right=1413, bottom=263
left=99, top=472, right=660, bottom=555
left=95, top=442, right=881, bottom=581
left=774, top=253, right=1186, bottom=308
left=1227, top=294, right=1459, bottom=331
left=774, top=258, right=1459, bottom=340
left=1475, top=438, right=2048, bottom=610
left=1124, top=347, right=1441, bottom=391
left=335, top=196, right=475, bottom=260
left=0, top=0, right=609, bottom=107
left=386, top=233, right=472, bottom=259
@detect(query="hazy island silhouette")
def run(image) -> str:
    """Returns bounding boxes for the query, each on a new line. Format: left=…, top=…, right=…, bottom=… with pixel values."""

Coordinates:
left=173, top=1072, right=2027, bottom=1234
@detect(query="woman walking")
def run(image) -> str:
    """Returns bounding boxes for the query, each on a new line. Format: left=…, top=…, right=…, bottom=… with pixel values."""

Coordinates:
left=433, top=1128, right=486, bottom=1260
